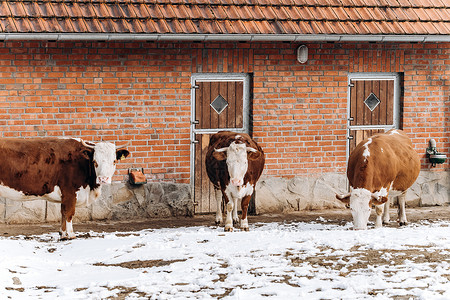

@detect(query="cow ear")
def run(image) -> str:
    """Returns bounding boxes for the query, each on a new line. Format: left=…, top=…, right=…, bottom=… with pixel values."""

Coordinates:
left=81, top=149, right=94, bottom=160
left=116, top=149, right=130, bottom=161
left=336, top=193, right=351, bottom=204
left=213, top=150, right=227, bottom=161
left=371, top=196, right=388, bottom=206
left=247, top=151, right=261, bottom=161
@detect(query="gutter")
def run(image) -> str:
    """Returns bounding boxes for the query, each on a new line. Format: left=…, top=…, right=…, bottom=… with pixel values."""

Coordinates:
left=0, top=33, right=449, bottom=43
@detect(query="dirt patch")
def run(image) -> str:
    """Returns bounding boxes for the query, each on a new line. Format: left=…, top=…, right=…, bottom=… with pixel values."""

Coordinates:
left=93, top=259, right=187, bottom=269
left=289, top=247, right=450, bottom=273
left=0, top=206, right=449, bottom=238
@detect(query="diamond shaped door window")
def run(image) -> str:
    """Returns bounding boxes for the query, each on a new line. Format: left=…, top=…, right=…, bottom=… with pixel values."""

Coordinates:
left=210, top=94, right=228, bottom=115
left=364, top=93, right=381, bottom=111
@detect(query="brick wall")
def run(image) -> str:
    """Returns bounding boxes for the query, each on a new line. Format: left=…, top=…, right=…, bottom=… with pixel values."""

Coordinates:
left=0, top=41, right=448, bottom=183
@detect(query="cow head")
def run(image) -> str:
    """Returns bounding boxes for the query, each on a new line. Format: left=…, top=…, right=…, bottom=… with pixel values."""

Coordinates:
left=82, top=140, right=130, bottom=184
left=336, top=188, right=388, bottom=230
left=213, top=141, right=260, bottom=187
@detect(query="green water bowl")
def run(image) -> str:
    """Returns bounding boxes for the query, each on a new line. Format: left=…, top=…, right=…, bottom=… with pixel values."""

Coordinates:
left=430, top=153, right=447, bottom=165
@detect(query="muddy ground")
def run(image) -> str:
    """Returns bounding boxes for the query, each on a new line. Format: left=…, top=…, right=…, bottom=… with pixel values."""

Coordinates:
left=1, top=205, right=449, bottom=237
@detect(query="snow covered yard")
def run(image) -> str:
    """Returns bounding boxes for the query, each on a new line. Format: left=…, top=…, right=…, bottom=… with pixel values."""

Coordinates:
left=1, top=219, right=449, bottom=299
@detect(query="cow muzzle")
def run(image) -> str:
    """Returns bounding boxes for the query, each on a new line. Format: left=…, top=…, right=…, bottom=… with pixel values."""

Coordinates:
left=230, top=178, right=243, bottom=187
left=97, top=176, right=112, bottom=184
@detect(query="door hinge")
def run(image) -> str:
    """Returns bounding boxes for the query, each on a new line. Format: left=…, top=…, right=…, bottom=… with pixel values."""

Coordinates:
left=348, top=117, right=354, bottom=121
left=348, top=135, right=354, bottom=140
left=192, top=85, right=199, bottom=89
left=348, top=83, right=354, bottom=87
left=191, top=140, right=199, bottom=144
left=191, top=120, right=199, bottom=125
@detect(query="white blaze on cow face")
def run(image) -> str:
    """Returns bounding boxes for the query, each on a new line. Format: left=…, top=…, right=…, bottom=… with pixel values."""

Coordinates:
left=349, top=188, right=373, bottom=230
left=226, top=142, right=249, bottom=186
left=213, top=139, right=258, bottom=186
left=92, top=142, right=118, bottom=184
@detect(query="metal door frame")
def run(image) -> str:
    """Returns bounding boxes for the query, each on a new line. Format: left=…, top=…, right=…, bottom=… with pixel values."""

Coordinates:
left=190, top=73, right=251, bottom=203
left=346, top=72, right=401, bottom=161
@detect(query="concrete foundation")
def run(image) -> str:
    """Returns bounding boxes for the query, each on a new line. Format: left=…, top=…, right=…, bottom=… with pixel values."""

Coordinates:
left=0, top=171, right=447, bottom=224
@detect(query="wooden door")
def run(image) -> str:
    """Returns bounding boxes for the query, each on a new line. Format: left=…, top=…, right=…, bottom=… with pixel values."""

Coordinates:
left=191, top=74, right=250, bottom=213
left=347, top=75, right=400, bottom=155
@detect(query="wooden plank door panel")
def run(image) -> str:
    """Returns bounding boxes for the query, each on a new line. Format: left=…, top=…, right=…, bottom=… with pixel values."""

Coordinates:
left=194, top=133, right=219, bottom=213
left=193, top=78, right=247, bottom=214
left=349, top=129, right=385, bottom=155
left=350, top=80, right=394, bottom=127
left=196, top=81, right=243, bottom=131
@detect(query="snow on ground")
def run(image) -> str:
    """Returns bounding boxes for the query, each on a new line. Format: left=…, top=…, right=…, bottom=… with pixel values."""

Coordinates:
left=1, top=219, right=449, bottom=299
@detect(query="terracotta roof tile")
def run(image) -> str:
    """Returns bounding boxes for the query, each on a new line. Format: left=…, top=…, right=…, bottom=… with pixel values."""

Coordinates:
left=297, top=21, right=315, bottom=34
left=22, top=2, right=39, bottom=17
left=140, top=19, right=157, bottom=33
left=130, top=3, right=150, bottom=18
left=344, top=7, right=363, bottom=21
left=282, top=6, right=302, bottom=20
left=242, top=20, right=261, bottom=33
left=247, top=5, right=266, bottom=19
left=0, top=0, right=447, bottom=37
left=332, top=7, right=350, bottom=21
left=338, top=21, right=359, bottom=34
left=97, top=18, right=115, bottom=33
left=77, top=2, right=96, bottom=18
left=210, top=5, right=228, bottom=19
left=271, top=6, right=290, bottom=20
left=433, top=22, right=450, bottom=34
left=388, top=21, right=406, bottom=34
left=438, top=8, right=450, bottom=21
left=296, top=7, right=315, bottom=20
left=0, top=18, right=14, bottom=32
left=83, top=19, right=102, bottom=33
left=14, top=18, right=30, bottom=32
left=71, top=18, right=88, bottom=33
left=158, top=4, right=177, bottom=19
left=257, top=6, right=277, bottom=20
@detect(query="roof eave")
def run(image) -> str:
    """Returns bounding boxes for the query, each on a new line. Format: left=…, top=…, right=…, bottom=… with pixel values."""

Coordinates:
left=0, top=33, right=449, bottom=43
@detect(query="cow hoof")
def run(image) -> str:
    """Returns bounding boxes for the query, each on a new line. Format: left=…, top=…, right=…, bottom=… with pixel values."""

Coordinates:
left=399, top=222, right=407, bottom=227
left=215, top=220, right=221, bottom=226
left=233, top=219, right=239, bottom=226
left=241, top=227, right=249, bottom=232
left=224, top=227, right=234, bottom=232
left=59, top=232, right=76, bottom=240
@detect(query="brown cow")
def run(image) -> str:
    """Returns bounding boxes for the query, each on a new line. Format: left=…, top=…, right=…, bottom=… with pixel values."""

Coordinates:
left=0, top=138, right=130, bottom=239
left=336, top=129, right=420, bottom=230
left=205, top=131, right=265, bottom=231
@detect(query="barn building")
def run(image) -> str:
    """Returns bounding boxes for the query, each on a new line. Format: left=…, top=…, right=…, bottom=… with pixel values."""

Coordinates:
left=0, top=0, right=448, bottom=223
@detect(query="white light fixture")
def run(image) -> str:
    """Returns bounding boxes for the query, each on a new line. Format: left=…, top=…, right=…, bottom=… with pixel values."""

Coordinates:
left=297, top=45, right=308, bottom=63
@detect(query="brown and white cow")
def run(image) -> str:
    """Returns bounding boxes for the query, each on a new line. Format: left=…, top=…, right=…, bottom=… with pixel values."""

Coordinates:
left=205, top=131, right=265, bottom=232
left=0, top=138, right=130, bottom=239
left=336, top=129, right=420, bottom=230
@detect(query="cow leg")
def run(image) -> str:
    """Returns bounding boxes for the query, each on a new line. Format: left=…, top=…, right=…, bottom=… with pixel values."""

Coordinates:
left=60, top=196, right=76, bottom=240
left=398, top=192, right=408, bottom=226
left=232, top=197, right=239, bottom=225
left=214, top=189, right=223, bottom=225
left=224, top=199, right=234, bottom=232
left=382, top=197, right=391, bottom=225
left=240, top=195, right=251, bottom=231
left=375, top=204, right=384, bottom=228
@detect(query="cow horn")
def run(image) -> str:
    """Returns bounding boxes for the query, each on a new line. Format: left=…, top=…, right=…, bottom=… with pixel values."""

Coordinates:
left=336, top=192, right=351, bottom=200
left=246, top=147, right=258, bottom=153
left=81, top=140, right=95, bottom=149
left=214, top=147, right=228, bottom=153
left=116, top=141, right=131, bottom=150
